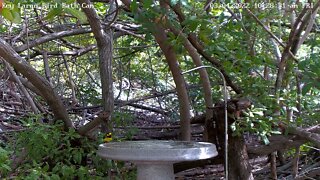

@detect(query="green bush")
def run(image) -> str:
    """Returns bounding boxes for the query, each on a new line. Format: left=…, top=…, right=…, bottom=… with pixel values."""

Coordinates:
left=1, top=119, right=134, bottom=179
left=0, top=147, right=12, bottom=177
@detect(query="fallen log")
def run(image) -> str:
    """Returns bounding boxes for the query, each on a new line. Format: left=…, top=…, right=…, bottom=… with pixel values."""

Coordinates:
left=247, top=135, right=306, bottom=157
left=279, top=123, right=320, bottom=148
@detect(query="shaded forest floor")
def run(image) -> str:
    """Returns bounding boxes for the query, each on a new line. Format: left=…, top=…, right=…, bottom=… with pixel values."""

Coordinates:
left=117, top=112, right=320, bottom=179
left=1, top=108, right=319, bottom=179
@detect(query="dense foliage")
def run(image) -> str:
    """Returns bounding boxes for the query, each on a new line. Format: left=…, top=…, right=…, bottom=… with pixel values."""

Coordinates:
left=1, top=118, right=136, bottom=179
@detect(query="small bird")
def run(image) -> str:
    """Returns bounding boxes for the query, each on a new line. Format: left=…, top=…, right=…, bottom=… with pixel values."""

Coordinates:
left=103, top=132, right=112, bottom=143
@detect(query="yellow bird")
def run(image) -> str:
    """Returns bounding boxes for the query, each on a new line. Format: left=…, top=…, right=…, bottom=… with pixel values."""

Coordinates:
left=103, top=132, right=112, bottom=143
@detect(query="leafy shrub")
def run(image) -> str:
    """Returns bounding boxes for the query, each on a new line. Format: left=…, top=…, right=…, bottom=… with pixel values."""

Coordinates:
left=2, top=119, right=133, bottom=179
left=0, top=147, right=12, bottom=177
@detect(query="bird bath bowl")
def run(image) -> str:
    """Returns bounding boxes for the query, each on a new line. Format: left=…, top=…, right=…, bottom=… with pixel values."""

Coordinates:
left=97, top=140, right=218, bottom=180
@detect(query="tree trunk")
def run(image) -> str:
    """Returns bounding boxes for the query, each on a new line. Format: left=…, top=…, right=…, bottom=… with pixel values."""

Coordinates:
left=170, top=28, right=214, bottom=141
left=100, top=0, right=116, bottom=132
left=206, top=99, right=253, bottom=179
left=228, top=135, right=254, bottom=180
left=77, top=0, right=115, bottom=133
left=120, top=0, right=192, bottom=141
left=153, top=25, right=192, bottom=141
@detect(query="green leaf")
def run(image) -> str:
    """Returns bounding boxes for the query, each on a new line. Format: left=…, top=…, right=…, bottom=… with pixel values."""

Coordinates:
left=130, top=0, right=138, bottom=12
left=1, top=8, right=14, bottom=21
left=50, top=174, right=60, bottom=180
left=65, top=0, right=76, bottom=4
left=143, top=0, right=153, bottom=8
left=291, top=106, right=298, bottom=112
left=1, top=164, right=12, bottom=171
left=302, top=83, right=312, bottom=95
left=170, top=0, right=179, bottom=6
left=270, top=130, right=282, bottom=135
left=11, top=4, right=22, bottom=23
left=73, top=151, right=82, bottom=164
left=106, top=159, right=113, bottom=167
left=44, top=7, right=62, bottom=20
left=252, top=111, right=264, bottom=116
left=182, top=16, right=199, bottom=31
left=180, top=0, right=188, bottom=6
left=42, top=163, right=49, bottom=172
left=1, top=6, right=22, bottom=24
left=261, top=134, right=270, bottom=145
left=64, top=8, right=87, bottom=23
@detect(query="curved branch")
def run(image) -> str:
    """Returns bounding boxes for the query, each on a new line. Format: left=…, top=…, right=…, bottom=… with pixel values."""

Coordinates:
left=2, top=60, right=39, bottom=114
left=0, top=38, right=74, bottom=129
left=288, top=127, right=320, bottom=148
left=14, top=28, right=91, bottom=53
left=0, top=70, right=41, bottom=96
left=78, top=111, right=110, bottom=136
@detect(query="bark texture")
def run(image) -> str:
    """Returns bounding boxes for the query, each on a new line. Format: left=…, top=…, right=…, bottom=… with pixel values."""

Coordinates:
left=0, top=38, right=73, bottom=128
left=153, top=25, right=192, bottom=141
left=206, top=98, right=253, bottom=179
left=77, top=0, right=115, bottom=133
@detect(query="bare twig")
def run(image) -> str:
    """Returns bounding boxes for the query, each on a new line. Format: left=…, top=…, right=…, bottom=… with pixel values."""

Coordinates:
left=14, top=28, right=92, bottom=52
left=244, top=8, right=298, bottom=62
left=2, top=59, right=39, bottom=114
left=292, top=146, right=301, bottom=178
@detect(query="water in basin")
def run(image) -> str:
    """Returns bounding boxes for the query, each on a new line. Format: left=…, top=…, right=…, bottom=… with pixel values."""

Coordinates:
left=98, top=140, right=218, bottom=162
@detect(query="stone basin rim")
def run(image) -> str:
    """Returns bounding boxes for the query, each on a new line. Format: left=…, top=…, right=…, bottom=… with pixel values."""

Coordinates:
left=97, top=140, right=218, bottom=162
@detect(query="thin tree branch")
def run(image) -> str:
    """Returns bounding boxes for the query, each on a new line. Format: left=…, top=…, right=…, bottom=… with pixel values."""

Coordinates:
left=244, top=8, right=298, bottom=62
left=14, top=28, right=92, bottom=52
left=77, top=111, right=110, bottom=136
left=2, top=59, right=39, bottom=114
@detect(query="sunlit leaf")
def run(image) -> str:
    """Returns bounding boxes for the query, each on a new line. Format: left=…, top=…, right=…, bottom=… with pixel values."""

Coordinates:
left=11, top=10, right=21, bottom=23
left=1, top=8, right=14, bottom=21
left=270, top=130, right=282, bottom=135
left=261, top=134, right=270, bottom=145
left=64, top=8, right=87, bottom=23
left=170, top=0, right=179, bottom=6
left=44, top=7, right=62, bottom=20
left=1, top=3, right=21, bottom=23
left=302, top=83, right=312, bottom=95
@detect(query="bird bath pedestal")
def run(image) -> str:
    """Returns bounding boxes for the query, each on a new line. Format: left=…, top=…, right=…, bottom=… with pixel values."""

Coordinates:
left=97, top=140, right=218, bottom=180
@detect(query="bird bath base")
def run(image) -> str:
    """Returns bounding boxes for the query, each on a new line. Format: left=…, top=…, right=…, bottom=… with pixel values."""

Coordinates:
left=137, top=163, right=174, bottom=180
left=97, top=140, right=217, bottom=180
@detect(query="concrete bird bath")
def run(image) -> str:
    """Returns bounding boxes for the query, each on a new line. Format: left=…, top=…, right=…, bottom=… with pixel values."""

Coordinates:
left=97, top=140, right=218, bottom=180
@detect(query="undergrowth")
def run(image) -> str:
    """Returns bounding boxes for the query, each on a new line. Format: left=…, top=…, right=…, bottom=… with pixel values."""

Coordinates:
left=0, top=118, right=135, bottom=179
